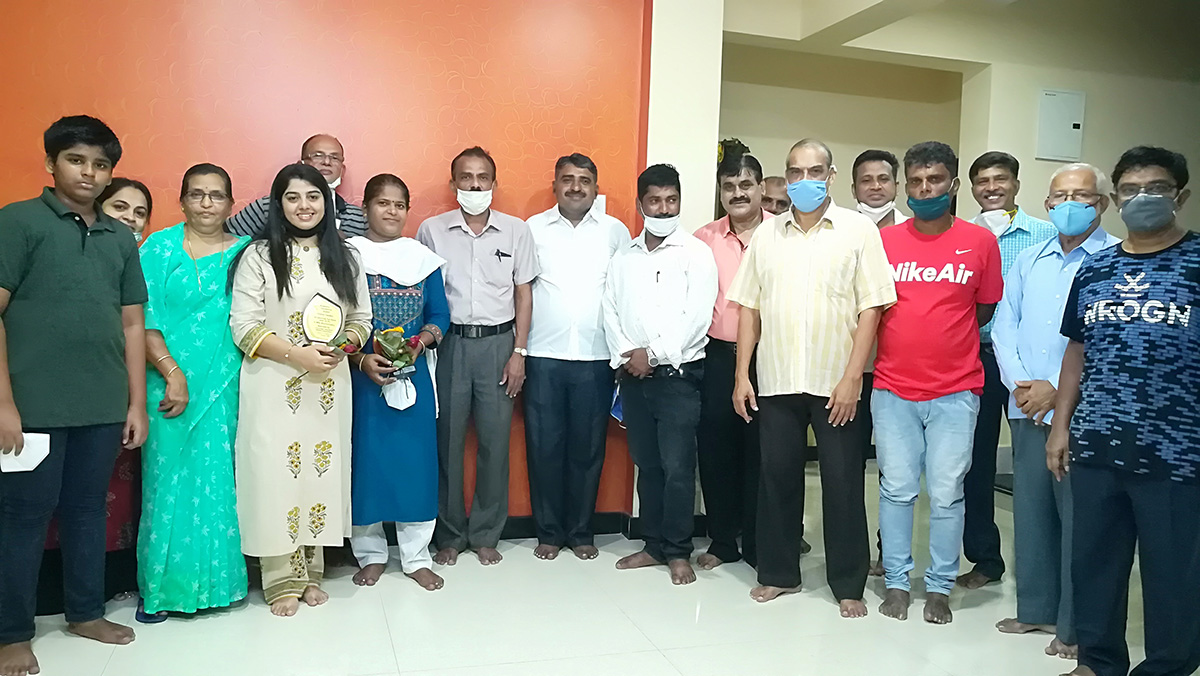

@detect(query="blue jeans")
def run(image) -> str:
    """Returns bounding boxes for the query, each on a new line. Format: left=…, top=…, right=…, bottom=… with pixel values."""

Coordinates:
left=872, top=389, right=979, bottom=596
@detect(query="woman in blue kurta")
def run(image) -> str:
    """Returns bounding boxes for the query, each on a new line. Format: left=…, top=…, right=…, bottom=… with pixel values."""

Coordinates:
left=346, top=174, right=449, bottom=591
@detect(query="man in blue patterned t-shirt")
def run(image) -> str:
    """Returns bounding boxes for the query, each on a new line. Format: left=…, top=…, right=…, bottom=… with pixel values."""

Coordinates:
left=1050, top=146, right=1200, bottom=676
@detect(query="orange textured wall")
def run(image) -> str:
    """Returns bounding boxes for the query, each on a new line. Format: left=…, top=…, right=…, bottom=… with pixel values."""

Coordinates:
left=0, top=0, right=650, bottom=516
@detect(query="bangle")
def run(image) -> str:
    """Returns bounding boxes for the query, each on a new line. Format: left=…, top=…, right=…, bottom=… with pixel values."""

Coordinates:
left=155, top=354, right=173, bottom=364
left=165, top=365, right=180, bottom=379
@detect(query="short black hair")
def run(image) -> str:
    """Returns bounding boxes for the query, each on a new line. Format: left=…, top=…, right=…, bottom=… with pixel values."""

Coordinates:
left=1112, top=145, right=1189, bottom=190
left=554, top=153, right=598, bottom=181
left=968, top=151, right=1019, bottom=181
left=904, top=141, right=958, bottom=178
left=637, top=164, right=681, bottom=201
left=364, top=173, right=411, bottom=205
left=44, top=115, right=122, bottom=165
left=717, top=152, right=764, bottom=183
left=180, top=163, right=233, bottom=201
left=451, top=146, right=497, bottom=178
left=99, top=177, right=152, bottom=217
left=852, top=149, right=899, bottom=182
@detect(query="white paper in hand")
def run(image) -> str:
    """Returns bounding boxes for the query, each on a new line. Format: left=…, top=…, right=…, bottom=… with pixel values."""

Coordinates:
left=0, top=433, right=51, bottom=472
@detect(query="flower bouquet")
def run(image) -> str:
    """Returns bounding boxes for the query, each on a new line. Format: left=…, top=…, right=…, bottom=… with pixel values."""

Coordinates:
left=373, top=326, right=421, bottom=380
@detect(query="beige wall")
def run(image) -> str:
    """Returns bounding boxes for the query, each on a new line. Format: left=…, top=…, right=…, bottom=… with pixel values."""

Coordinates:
left=720, top=46, right=961, bottom=201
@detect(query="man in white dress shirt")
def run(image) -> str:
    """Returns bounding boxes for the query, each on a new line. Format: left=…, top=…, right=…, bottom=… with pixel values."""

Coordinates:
left=602, top=164, right=718, bottom=586
left=525, top=154, right=631, bottom=562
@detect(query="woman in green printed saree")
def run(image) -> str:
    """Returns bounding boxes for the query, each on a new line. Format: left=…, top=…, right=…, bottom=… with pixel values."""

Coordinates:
left=136, top=164, right=249, bottom=619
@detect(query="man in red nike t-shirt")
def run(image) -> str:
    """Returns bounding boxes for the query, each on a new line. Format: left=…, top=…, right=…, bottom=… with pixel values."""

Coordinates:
left=872, top=141, right=1003, bottom=626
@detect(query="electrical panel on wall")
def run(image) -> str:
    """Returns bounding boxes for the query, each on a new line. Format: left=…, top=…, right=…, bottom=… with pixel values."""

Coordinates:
left=1036, top=89, right=1085, bottom=162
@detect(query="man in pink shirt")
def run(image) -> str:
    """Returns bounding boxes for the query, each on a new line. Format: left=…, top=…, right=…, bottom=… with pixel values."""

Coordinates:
left=693, top=153, right=771, bottom=570
left=873, top=141, right=1003, bottom=624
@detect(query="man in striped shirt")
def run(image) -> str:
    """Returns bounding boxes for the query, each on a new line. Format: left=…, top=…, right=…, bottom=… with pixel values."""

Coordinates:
left=729, top=139, right=896, bottom=617
left=226, top=134, right=368, bottom=238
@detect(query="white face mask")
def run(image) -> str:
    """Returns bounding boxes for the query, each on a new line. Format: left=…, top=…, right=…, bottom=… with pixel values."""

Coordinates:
left=857, top=200, right=895, bottom=225
left=457, top=189, right=493, bottom=216
left=327, top=175, right=342, bottom=190
left=977, top=209, right=1011, bottom=237
left=643, top=213, right=680, bottom=238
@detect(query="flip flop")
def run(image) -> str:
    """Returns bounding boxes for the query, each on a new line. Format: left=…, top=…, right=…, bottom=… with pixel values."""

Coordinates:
left=135, top=599, right=168, bottom=624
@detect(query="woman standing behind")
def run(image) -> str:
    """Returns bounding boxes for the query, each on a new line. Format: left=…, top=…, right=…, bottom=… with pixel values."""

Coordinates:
left=136, top=164, right=250, bottom=621
left=100, top=178, right=152, bottom=242
left=229, top=163, right=371, bottom=616
left=346, top=174, right=448, bottom=591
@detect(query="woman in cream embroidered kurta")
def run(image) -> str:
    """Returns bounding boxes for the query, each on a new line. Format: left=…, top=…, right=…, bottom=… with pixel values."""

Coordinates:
left=229, top=240, right=371, bottom=558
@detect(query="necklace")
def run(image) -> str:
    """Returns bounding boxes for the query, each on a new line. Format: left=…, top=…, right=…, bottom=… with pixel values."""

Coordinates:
left=184, top=229, right=226, bottom=293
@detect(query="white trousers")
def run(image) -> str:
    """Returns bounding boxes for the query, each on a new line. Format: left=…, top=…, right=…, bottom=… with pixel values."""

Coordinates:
left=350, top=521, right=435, bottom=573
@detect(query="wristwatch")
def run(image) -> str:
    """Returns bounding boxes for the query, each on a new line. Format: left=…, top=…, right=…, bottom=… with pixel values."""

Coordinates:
left=513, top=347, right=528, bottom=357
left=647, top=348, right=660, bottom=367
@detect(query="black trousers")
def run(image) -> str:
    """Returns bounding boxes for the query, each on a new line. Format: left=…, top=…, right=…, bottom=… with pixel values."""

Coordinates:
left=620, top=363, right=702, bottom=562
left=962, top=343, right=1006, bottom=580
left=756, top=394, right=868, bottom=600
left=697, top=339, right=759, bottom=565
left=1072, top=464, right=1200, bottom=676
left=0, top=424, right=123, bottom=644
left=524, top=357, right=613, bottom=547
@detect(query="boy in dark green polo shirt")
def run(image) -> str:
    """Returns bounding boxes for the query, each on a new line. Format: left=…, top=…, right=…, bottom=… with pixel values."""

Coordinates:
left=0, top=115, right=148, bottom=675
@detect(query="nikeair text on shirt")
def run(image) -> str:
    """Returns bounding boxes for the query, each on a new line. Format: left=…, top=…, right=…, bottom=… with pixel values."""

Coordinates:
left=891, top=262, right=975, bottom=284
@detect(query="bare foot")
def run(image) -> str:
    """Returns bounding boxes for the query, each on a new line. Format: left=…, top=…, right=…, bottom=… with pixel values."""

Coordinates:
left=1061, top=667, right=1095, bottom=676
left=955, top=570, right=997, bottom=589
left=923, top=592, right=953, bottom=624
left=668, top=559, right=696, bottom=585
left=434, top=548, right=459, bottom=566
left=533, top=544, right=560, bottom=560
left=572, top=545, right=599, bottom=560
left=615, top=551, right=663, bottom=570
left=696, top=553, right=724, bottom=570
left=840, top=599, right=868, bottom=618
left=879, top=589, right=910, bottom=621
left=477, top=547, right=503, bottom=565
left=270, top=597, right=299, bottom=617
left=996, top=617, right=1055, bottom=635
left=1046, top=638, right=1078, bottom=660
left=353, top=563, right=385, bottom=586
left=406, top=568, right=445, bottom=591
left=750, top=585, right=800, bottom=603
left=302, top=585, right=329, bottom=607
left=800, top=537, right=812, bottom=555
left=0, top=642, right=39, bottom=676
left=868, top=558, right=884, bottom=577
left=67, top=618, right=135, bottom=645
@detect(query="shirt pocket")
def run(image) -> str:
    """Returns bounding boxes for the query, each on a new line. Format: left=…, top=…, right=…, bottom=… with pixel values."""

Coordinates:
left=819, top=248, right=858, bottom=300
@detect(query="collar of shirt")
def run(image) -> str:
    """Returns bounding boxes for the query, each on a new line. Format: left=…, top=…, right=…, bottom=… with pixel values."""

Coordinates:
left=782, top=199, right=842, bottom=236
left=446, top=209, right=503, bottom=236
left=545, top=204, right=601, bottom=228
left=1037, top=225, right=1120, bottom=260
left=40, top=187, right=117, bottom=231
left=631, top=226, right=689, bottom=252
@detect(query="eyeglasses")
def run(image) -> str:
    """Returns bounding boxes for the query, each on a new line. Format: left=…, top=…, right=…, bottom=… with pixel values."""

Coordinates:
left=184, top=190, right=230, bottom=205
left=305, top=152, right=344, bottom=165
left=1115, top=182, right=1177, bottom=200
left=1047, top=191, right=1101, bottom=206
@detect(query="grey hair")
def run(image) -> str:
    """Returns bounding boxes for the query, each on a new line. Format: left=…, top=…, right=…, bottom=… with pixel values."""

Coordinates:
left=1049, top=162, right=1111, bottom=195
left=790, top=138, right=834, bottom=167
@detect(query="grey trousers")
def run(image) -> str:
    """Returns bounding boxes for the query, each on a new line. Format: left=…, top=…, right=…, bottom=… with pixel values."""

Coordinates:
left=1010, top=418, right=1074, bottom=644
left=434, top=330, right=515, bottom=551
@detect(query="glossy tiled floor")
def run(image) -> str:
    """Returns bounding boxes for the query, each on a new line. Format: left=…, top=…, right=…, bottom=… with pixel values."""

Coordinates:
left=33, top=464, right=1148, bottom=676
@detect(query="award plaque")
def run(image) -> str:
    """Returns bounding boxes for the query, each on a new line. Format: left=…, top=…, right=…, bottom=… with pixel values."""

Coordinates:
left=301, top=294, right=345, bottom=344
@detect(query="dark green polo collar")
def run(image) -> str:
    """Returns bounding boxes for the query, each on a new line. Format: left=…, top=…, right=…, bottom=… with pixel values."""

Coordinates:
left=39, top=186, right=118, bottom=232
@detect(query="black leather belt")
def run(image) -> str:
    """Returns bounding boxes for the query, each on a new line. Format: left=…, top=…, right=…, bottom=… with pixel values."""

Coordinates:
left=449, top=320, right=514, bottom=339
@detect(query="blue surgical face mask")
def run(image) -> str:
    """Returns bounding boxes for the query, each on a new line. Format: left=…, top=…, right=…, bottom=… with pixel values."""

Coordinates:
left=786, top=179, right=828, bottom=213
left=907, top=191, right=953, bottom=221
left=1049, top=201, right=1097, bottom=237
left=1120, top=193, right=1177, bottom=232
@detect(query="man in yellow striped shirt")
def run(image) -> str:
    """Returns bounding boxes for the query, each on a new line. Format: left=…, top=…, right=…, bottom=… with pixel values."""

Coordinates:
left=729, top=139, right=897, bottom=618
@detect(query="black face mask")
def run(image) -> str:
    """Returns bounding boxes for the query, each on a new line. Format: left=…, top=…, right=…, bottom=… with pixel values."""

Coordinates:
left=284, top=218, right=324, bottom=240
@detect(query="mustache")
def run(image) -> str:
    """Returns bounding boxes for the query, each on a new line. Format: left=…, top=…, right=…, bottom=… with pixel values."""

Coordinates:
left=729, top=197, right=751, bottom=204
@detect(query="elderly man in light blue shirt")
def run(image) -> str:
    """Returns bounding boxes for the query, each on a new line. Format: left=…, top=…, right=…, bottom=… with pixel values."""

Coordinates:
left=991, top=162, right=1120, bottom=662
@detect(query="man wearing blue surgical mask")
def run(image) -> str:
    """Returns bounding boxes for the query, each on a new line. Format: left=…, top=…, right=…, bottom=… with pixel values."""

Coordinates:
left=990, top=163, right=1119, bottom=662
left=1050, top=146, right=1200, bottom=676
